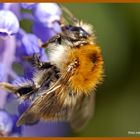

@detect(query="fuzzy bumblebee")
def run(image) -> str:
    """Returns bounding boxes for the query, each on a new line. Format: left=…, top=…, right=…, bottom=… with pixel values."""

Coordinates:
left=0, top=7, right=104, bottom=131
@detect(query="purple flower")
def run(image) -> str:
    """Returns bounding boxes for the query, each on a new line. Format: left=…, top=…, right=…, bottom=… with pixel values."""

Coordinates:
left=15, top=32, right=48, bottom=78
left=0, top=110, right=22, bottom=137
left=16, top=33, right=40, bottom=56
left=32, top=3, right=61, bottom=43
left=40, top=49, right=48, bottom=62
left=0, top=37, right=16, bottom=108
left=16, top=31, right=48, bottom=61
left=12, top=77, right=28, bottom=85
left=10, top=114, right=22, bottom=137
left=0, top=110, right=13, bottom=136
left=20, top=3, right=36, bottom=10
left=0, top=3, right=69, bottom=137
left=0, top=10, right=19, bottom=37
left=0, top=64, right=4, bottom=82
left=23, top=121, right=70, bottom=137
left=18, top=100, right=30, bottom=115
left=32, top=21, right=61, bottom=43
left=0, top=3, right=3, bottom=9
left=33, top=3, right=61, bottom=27
left=7, top=3, right=21, bottom=20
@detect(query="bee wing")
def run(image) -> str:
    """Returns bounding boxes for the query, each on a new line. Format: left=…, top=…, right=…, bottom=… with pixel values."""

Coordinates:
left=69, top=93, right=95, bottom=132
left=16, top=66, right=73, bottom=127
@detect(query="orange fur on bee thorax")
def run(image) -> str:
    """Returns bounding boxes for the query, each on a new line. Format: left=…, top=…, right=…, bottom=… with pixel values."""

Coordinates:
left=67, top=44, right=104, bottom=95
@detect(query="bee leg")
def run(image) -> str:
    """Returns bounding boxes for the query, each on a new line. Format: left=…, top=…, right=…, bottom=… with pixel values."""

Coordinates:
left=0, top=82, right=36, bottom=100
left=30, top=53, right=42, bottom=68
left=17, top=87, right=37, bottom=101
left=31, top=53, right=53, bottom=70
left=16, top=85, right=35, bottom=96
left=0, top=82, right=19, bottom=96
left=41, top=34, right=62, bottom=48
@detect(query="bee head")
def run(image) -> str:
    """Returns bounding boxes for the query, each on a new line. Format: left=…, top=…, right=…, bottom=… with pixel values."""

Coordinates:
left=62, top=25, right=90, bottom=42
left=42, top=22, right=94, bottom=48
left=63, top=25, right=90, bottom=39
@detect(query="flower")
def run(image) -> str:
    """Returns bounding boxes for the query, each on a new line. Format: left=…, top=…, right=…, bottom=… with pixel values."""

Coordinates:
left=0, top=64, right=4, bottom=82
left=32, top=3, right=61, bottom=43
left=33, top=3, right=61, bottom=27
left=10, top=114, right=22, bottom=137
left=0, top=3, right=69, bottom=137
left=22, top=121, right=70, bottom=137
left=20, top=3, right=36, bottom=10
left=32, top=21, right=61, bottom=43
left=0, top=10, right=19, bottom=37
left=18, top=100, right=30, bottom=115
left=0, top=4, right=3, bottom=9
left=0, top=110, right=22, bottom=137
left=0, top=110, right=13, bottom=136
left=16, top=33, right=40, bottom=57
left=0, top=36, right=16, bottom=108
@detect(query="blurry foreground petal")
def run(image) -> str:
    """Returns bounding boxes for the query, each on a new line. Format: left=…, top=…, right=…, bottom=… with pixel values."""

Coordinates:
left=22, top=121, right=70, bottom=137
left=0, top=3, right=3, bottom=9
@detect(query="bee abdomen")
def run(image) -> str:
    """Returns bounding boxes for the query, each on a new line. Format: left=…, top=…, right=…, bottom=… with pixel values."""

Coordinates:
left=67, top=44, right=104, bottom=94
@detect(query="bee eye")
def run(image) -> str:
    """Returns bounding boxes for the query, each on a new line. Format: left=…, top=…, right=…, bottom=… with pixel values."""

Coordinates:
left=65, top=26, right=88, bottom=36
left=72, top=27, right=89, bottom=38
left=79, top=30, right=85, bottom=37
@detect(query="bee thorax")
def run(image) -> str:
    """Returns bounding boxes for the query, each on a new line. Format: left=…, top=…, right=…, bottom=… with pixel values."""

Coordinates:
left=48, top=44, right=71, bottom=69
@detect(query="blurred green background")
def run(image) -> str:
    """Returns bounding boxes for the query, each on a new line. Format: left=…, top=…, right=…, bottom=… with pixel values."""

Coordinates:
left=62, top=3, right=140, bottom=137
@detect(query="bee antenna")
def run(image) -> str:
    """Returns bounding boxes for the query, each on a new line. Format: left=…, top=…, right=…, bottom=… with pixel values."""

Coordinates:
left=59, top=4, right=79, bottom=25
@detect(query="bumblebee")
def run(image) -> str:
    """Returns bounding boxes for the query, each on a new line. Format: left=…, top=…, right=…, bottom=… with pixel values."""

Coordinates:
left=0, top=6, right=104, bottom=131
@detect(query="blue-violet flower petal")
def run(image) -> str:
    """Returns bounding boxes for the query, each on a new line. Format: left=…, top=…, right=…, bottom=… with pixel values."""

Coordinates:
left=33, top=3, right=61, bottom=27
left=0, top=10, right=19, bottom=36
